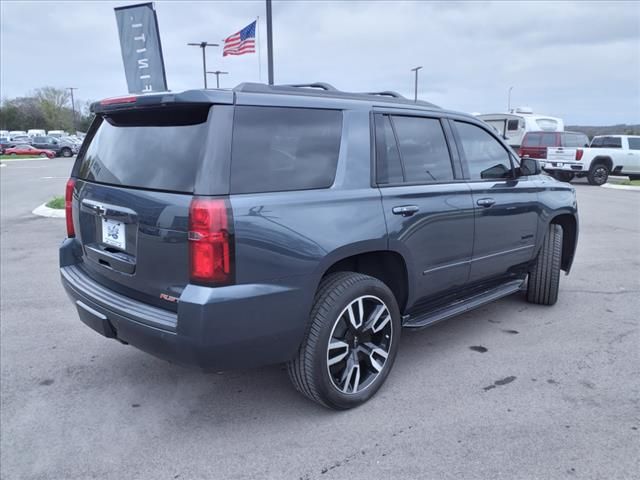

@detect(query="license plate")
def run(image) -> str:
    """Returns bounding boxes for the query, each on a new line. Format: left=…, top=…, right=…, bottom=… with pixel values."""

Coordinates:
left=102, top=218, right=126, bottom=250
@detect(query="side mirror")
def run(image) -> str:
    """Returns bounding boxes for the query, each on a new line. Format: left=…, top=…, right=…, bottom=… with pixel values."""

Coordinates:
left=520, top=157, right=541, bottom=176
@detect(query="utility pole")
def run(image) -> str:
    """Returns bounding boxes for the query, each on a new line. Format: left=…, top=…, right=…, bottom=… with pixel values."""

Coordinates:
left=67, top=87, right=78, bottom=133
left=411, top=66, right=422, bottom=102
left=507, top=86, right=514, bottom=112
left=187, top=42, right=219, bottom=88
left=266, top=0, right=274, bottom=85
left=206, top=71, right=228, bottom=89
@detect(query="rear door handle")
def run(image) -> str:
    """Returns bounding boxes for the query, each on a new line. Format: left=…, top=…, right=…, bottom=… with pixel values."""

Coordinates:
left=392, top=205, right=419, bottom=216
left=476, top=198, right=496, bottom=208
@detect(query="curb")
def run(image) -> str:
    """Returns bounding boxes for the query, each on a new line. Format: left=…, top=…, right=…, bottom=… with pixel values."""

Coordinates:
left=32, top=203, right=65, bottom=218
left=601, top=183, right=640, bottom=191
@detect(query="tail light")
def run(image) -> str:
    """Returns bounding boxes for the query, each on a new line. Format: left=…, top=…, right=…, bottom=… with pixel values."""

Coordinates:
left=188, top=198, right=234, bottom=285
left=575, top=149, right=584, bottom=161
left=100, top=95, right=137, bottom=106
left=518, top=149, right=523, bottom=156
left=65, top=178, right=75, bottom=237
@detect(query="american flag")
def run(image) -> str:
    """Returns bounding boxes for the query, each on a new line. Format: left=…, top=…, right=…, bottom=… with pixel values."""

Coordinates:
left=223, top=21, right=256, bottom=56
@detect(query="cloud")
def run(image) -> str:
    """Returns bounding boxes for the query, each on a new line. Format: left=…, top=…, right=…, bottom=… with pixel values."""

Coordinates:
left=1, top=0, right=638, bottom=124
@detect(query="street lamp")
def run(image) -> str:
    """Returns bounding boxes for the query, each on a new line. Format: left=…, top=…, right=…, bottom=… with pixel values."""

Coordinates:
left=411, top=66, right=422, bottom=102
left=206, top=71, right=229, bottom=89
left=187, top=42, right=220, bottom=88
left=508, top=86, right=514, bottom=112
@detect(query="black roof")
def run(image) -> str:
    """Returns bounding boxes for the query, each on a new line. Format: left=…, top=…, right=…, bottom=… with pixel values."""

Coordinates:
left=234, top=82, right=440, bottom=109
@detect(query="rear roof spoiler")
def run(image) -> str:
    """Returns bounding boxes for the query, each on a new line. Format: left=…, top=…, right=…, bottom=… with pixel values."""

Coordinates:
left=91, top=89, right=234, bottom=114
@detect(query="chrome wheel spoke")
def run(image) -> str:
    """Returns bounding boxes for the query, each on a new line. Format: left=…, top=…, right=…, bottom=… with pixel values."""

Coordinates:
left=340, top=355, right=361, bottom=393
left=328, top=340, right=349, bottom=366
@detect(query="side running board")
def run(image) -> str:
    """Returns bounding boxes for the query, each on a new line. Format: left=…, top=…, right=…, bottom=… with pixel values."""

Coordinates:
left=402, top=279, right=525, bottom=329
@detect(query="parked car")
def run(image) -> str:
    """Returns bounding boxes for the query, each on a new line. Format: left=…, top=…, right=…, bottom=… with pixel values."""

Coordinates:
left=9, top=130, right=27, bottom=139
left=476, top=107, right=565, bottom=149
left=10, top=135, right=30, bottom=144
left=0, top=137, right=16, bottom=154
left=542, top=134, right=640, bottom=184
left=60, top=83, right=578, bottom=409
left=47, top=130, right=67, bottom=138
left=4, top=144, right=55, bottom=158
left=519, top=131, right=590, bottom=182
left=31, top=136, right=77, bottom=157
left=27, top=129, right=46, bottom=137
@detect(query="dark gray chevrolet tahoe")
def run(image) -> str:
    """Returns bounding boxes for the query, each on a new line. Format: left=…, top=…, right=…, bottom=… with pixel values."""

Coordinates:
left=60, top=83, right=578, bottom=409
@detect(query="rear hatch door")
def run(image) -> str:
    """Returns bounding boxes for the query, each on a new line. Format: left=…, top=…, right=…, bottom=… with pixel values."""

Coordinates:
left=71, top=100, right=230, bottom=311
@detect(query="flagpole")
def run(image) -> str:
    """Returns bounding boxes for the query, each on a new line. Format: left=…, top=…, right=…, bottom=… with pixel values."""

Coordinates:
left=256, top=16, right=262, bottom=82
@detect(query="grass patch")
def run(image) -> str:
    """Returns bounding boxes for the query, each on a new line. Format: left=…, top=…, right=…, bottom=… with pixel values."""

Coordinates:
left=0, top=155, right=43, bottom=160
left=620, top=179, right=640, bottom=186
left=46, top=196, right=65, bottom=209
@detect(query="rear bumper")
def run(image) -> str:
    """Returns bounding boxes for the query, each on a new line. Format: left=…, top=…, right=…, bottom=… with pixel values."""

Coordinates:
left=60, top=241, right=309, bottom=370
left=541, top=161, right=584, bottom=172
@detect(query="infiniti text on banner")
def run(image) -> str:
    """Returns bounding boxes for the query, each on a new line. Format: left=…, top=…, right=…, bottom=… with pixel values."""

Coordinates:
left=114, top=2, right=168, bottom=93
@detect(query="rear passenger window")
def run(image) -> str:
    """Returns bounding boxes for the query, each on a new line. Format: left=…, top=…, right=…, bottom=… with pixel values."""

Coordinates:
left=391, top=116, right=454, bottom=183
left=602, top=137, right=622, bottom=148
left=455, top=121, right=513, bottom=180
left=540, top=133, right=557, bottom=147
left=523, top=133, right=542, bottom=146
left=231, top=107, right=342, bottom=194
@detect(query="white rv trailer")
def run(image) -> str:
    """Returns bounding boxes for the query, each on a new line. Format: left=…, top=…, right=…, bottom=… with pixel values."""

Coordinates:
left=476, top=107, right=564, bottom=149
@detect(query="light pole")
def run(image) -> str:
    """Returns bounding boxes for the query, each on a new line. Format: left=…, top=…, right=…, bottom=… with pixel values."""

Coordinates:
left=266, top=0, right=274, bottom=85
left=411, top=66, right=422, bottom=102
left=67, top=87, right=78, bottom=133
left=206, top=71, right=228, bottom=89
left=187, top=42, right=219, bottom=88
left=508, top=86, right=514, bottom=112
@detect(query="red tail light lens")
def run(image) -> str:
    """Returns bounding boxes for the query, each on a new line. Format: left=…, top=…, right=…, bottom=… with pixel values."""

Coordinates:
left=518, top=149, right=523, bottom=156
left=575, top=149, right=584, bottom=161
left=65, top=178, right=75, bottom=237
left=100, top=95, right=137, bottom=106
left=188, top=198, right=234, bottom=285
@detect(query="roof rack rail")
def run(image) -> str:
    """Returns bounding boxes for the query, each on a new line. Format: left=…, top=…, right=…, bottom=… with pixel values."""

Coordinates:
left=283, top=82, right=337, bottom=91
left=366, top=91, right=405, bottom=99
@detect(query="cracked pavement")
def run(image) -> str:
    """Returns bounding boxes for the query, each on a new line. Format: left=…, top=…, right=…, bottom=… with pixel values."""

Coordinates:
left=1, top=159, right=639, bottom=479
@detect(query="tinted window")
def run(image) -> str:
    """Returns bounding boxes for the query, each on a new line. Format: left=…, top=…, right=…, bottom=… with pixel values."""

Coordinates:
left=522, top=132, right=542, bottom=146
left=628, top=138, right=640, bottom=150
left=78, top=107, right=210, bottom=193
left=231, top=107, right=342, bottom=194
left=540, top=133, right=557, bottom=147
left=507, top=119, right=519, bottom=131
left=562, top=133, right=589, bottom=148
left=602, top=137, right=622, bottom=148
left=591, top=137, right=604, bottom=147
left=375, top=115, right=403, bottom=184
left=391, top=116, right=453, bottom=183
left=455, top=121, right=512, bottom=180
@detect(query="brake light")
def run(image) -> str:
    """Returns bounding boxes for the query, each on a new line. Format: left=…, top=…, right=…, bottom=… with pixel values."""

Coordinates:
left=518, top=149, right=523, bottom=156
left=188, top=198, right=234, bottom=285
left=100, top=95, right=137, bottom=106
left=575, top=149, right=584, bottom=161
left=65, top=178, right=75, bottom=237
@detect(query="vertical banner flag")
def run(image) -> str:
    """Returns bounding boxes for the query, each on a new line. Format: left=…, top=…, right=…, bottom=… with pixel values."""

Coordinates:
left=114, top=2, right=168, bottom=93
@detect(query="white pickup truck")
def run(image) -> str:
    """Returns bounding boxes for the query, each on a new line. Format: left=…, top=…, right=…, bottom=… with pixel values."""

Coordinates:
left=543, top=135, right=640, bottom=185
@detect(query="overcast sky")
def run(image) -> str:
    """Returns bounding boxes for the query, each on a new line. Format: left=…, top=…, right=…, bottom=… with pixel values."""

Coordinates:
left=1, top=1, right=639, bottom=124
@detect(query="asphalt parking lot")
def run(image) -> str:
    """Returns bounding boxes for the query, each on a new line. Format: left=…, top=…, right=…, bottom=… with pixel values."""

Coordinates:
left=1, top=157, right=638, bottom=480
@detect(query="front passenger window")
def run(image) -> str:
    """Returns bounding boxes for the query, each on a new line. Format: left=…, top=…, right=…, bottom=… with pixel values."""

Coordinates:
left=455, top=121, right=513, bottom=180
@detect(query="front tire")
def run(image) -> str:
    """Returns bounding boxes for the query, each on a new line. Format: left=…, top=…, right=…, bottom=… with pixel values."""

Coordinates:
left=527, top=224, right=563, bottom=305
left=587, top=163, right=609, bottom=185
left=288, top=272, right=401, bottom=409
left=61, top=147, right=72, bottom=158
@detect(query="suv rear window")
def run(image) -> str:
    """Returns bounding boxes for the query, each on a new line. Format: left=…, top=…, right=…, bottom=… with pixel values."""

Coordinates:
left=230, top=106, right=342, bottom=194
left=78, top=107, right=210, bottom=193
left=561, top=133, right=589, bottom=148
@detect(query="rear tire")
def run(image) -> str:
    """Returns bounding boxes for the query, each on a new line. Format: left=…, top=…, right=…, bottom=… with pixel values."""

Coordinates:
left=39, top=153, right=47, bottom=157
left=61, top=148, right=72, bottom=158
left=287, top=272, right=401, bottom=409
left=587, top=163, right=609, bottom=185
left=553, top=171, right=575, bottom=182
left=527, top=224, right=563, bottom=305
